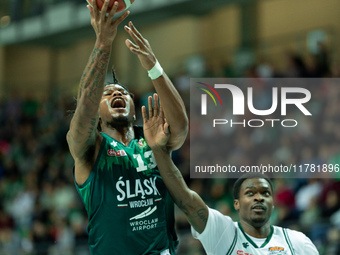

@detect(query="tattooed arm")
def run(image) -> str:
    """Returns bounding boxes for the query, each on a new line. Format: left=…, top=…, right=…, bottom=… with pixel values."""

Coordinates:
left=142, top=95, right=208, bottom=234
left=67, top=0, right=129, bottom=184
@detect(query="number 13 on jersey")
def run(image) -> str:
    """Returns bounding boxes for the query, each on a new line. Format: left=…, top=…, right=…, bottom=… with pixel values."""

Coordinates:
left=133, top=151, right=157, bottom=172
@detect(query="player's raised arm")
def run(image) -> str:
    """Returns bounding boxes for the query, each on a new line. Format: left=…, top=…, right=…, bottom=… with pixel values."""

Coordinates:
left=125, top=22, right=188, bottom=151
left=142, top=94, right=207, bottom=233
left=67, top=1, right=129, bottom=178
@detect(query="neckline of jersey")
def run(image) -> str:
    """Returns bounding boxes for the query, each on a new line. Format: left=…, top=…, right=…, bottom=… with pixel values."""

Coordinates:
left=237, top=222, right=274, bottom=248
left=101, top=132, right=136, bottom=148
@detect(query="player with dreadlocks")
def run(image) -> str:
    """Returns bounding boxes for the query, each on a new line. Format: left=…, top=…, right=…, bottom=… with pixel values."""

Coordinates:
left=66, top=1, right=188, bottom=254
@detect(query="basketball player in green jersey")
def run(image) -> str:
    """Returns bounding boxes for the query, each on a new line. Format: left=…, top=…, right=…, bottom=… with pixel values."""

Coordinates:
left=66, top=1, right=188, bottom=254
left=142, top=98, right=319, bottom=255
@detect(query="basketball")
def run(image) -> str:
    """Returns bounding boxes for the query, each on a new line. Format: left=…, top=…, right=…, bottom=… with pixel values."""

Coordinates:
left=88, top=0, right=135, bottom=13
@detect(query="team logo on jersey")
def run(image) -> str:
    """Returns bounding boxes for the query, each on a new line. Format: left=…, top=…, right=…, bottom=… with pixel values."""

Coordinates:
left=267, top=246, right=287, bottom=255
left=107, top=149, right=127, bottom=156
left=242, top=242, right=249, bottom=248
left=136, top=138, right=147, bottom=149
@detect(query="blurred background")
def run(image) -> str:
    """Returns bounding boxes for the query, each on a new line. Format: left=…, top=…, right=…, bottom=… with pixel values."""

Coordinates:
left=0, top=0, right=340, bottom=254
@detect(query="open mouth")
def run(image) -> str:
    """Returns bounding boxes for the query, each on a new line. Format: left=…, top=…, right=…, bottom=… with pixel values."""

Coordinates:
left=251, top=204, right=266, bottom=212
left=111, top=98, right=126, bottom=109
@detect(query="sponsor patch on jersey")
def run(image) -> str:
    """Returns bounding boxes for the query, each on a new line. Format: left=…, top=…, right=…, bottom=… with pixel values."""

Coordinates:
left=268, top=246, right=287, bottom=255
left=136, top=138, right=147, bottom=149
left=236, top=251, right=254, bottom=255
left=107, top=149, right=127, bottom=157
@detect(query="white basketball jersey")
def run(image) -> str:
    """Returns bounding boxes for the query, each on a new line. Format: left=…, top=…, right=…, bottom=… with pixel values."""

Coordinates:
left=192, top=208, right=319, bottom=255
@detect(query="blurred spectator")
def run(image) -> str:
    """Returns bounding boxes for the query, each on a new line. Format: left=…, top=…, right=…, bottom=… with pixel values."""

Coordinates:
left=296, top=179, right=322, bottom=213
left=285, top=51, right=309, bottom=77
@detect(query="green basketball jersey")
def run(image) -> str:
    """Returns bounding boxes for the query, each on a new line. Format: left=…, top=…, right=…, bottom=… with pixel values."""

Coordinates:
left=74, top=126, right=178, bottom=255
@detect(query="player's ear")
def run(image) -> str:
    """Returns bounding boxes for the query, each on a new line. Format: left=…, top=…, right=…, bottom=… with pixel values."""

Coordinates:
left=234, top=199, right=240, bottom=211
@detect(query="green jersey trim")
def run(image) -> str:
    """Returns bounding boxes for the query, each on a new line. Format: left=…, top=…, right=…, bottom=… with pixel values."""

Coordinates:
left=101, top=132, right=135, bottom=148
left=283, top=228, right=295, bottom=255
left=238, top=222, right=274, bottom=248
left=100, top=125, right=145, bottom=148
left=225, top=227, right=238, bottom=255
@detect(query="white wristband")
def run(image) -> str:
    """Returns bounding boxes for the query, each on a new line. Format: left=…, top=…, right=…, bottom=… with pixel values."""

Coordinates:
left=148, top=60, right=164, bottom=80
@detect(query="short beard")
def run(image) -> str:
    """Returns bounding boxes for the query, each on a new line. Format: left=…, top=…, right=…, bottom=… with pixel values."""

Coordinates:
left=109, top=116, right=133, bottom=129
left=250, top=216, right=268, bottom=227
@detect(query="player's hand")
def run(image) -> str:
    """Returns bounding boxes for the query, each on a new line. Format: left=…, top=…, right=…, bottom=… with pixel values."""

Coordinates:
left=88, top=0, right=129, bottom=47
left=124, top=22, right=157, bottom=71
left=142, top=94, right=170, bottom=150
